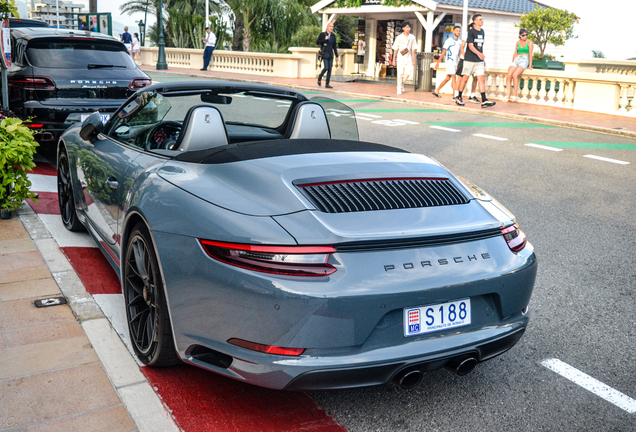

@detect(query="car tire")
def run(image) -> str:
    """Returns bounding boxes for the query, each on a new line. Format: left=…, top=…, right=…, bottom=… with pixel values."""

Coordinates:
left=57, top=151, right=85, bottom=232
left=124, top=222, right=181, bottom=367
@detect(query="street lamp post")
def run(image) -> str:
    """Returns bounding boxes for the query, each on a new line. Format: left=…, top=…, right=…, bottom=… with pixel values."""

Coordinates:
left=138, top=19, right=145, bottom=47
left=156, top=0, right=168, bottom=70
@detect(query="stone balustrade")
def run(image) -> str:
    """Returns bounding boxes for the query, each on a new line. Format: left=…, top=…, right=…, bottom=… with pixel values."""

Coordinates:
left=139, top=47, right=356, bottom=79
left=563, top=59, right=636, bottom=76
left=434, top=64, right=636, bottom=117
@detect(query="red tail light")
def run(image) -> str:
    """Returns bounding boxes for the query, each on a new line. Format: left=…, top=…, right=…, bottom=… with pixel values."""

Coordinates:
left=129, top=78, right=152, bottom=90
left=198, top=240, right=337, bottom=276
left=8, top=76, right=55, bottom=90
left=27, top=123, right=44, bottom=128
left=501, top=224, right=527, bottom=252
left=228, top=338, right=305, bottom=356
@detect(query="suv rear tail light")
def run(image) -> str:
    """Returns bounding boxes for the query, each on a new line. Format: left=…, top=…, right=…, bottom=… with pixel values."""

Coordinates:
left=129, top=78, right=152, bottom=90
left=228, top=338, right=305, bottom=356
left=501, top=224, right=527, bottom=252
left=8, top=76, right=55, bottom=90
left=199, top=240, right=336, bottom=276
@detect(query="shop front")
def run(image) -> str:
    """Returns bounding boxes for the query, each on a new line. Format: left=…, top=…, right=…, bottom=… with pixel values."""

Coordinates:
left=311, top=0, right=452, bottom=82
left=311, top=0, right=549, bottom=83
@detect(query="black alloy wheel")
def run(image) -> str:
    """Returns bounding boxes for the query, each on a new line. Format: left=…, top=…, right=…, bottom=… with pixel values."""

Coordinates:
left=124, top=223, right=180, bottom=366
left=57, top=151, right=85, bottom=232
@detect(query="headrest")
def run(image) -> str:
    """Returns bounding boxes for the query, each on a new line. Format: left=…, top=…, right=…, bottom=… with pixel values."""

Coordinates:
left=176, top=105, right=228, bottom=152
left=285, top=102, right=331, bottom=140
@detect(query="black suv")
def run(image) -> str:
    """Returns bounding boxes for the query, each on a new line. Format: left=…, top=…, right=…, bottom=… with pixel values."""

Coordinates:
left=8, top=28, right=151, bottom=145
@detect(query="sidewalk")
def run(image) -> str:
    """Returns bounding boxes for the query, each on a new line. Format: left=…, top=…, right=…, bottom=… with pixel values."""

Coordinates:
left=141, top=66, right=636, bottom=139
left=0, top=217, right=136, bottom=432
left=0, top=206, right=180, bottom=432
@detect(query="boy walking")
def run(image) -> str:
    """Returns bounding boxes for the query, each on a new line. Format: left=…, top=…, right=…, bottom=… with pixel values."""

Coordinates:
left=455, top=14, right=495, bottom=108
left=433, top=25, right=462, bottom=98
left=391, top=21, right=417, bottom=95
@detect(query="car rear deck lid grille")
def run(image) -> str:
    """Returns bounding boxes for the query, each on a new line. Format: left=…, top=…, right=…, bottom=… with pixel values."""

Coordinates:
left=296, top=178, right=469, bottom=213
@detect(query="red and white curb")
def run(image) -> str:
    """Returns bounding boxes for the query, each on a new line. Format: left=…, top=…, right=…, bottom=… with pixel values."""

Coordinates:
left=21, top=164, right=346, bottom=432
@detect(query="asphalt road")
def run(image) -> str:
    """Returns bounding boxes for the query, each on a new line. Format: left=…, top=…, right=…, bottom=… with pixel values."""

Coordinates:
left=70, top=73, right=636, bottom=431
left=302, top=91, right=636, bottom=432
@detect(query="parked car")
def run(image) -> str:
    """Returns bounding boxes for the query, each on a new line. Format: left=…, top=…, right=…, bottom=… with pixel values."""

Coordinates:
left=7, top=28, right=151, bottom=146
left=8, top=18, right=50, bottom=28
left=57, top=81, right=537, bottom=391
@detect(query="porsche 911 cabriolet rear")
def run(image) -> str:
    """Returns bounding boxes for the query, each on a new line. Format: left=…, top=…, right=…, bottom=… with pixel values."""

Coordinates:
left=153, top=153, right=537, bottom=391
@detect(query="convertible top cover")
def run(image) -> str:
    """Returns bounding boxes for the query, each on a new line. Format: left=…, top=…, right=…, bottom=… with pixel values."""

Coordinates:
left=172, top=139, right=408, bottom=164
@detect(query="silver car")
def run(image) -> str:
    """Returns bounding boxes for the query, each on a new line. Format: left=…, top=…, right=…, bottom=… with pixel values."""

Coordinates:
left=57, top=82, right=537, bottom=390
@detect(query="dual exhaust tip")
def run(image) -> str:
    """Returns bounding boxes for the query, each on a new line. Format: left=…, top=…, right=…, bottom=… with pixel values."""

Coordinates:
left=393, top=356, right=478, bottom=389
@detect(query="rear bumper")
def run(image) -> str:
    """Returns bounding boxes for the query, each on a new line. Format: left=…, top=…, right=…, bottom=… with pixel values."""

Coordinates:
left=284, top=325, right=526, bottom=390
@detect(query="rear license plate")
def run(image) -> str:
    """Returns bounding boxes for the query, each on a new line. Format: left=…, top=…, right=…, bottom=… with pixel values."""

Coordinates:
left=80, top=114, right=110, bottom=123
left=404, top=298, right=471, bottom=336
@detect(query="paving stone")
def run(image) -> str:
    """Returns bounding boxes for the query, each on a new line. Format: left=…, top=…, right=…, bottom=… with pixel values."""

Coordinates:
left=18, top=214, right=52, bottom=240
left=0, top=267, right=52, bottom=285
left=0, top=229, right=30, bottom=242
left=0, top=336, right=98, bottom=380
left=25, top=405, right=136, bottom=432
left=4, top=321, right=84, bottom=348
left=0, top=238, right=37, bottom=255
left=0, top=250, right=47, bottom=273
left=33, top=239, right=73, bottom=273
left=0, top=331, right=6, bottom=349
left=0, top=218, right=25, bottom=233
left=51, top=271, right=104, bottom=321
left=0, top=298, right=75, bottom=331
left=0, top=363, right=121, bottom=428
left=0, top=278, right=60, bottom=302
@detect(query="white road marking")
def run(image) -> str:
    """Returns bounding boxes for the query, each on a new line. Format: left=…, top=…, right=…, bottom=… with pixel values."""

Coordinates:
left=541, top=359, right=636, bottom=414
left=355, top=112, right=382, bottom=119
left=525, top=143, right=564, bottom=152
left=430, top=125, right=461, bottom=132
left=583, top=155, right=630, bottom=165
left=473, top=133, right=508, bottom=141
left=93, top=294, right=138, bottom=362
left=393, top=119, right=419, bottom=124
left=27, top=174, right=58, bottom=193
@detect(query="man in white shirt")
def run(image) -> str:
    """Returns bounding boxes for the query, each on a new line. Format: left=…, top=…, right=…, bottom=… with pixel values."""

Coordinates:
left=391, top=21, right=417, bottom=95
left=201, top=27, right=217, bottom=71
left=433, top=25, right=462, bottom=98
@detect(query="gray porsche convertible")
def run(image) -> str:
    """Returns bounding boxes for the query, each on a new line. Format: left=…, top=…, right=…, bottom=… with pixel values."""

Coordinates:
left=57, top=81, right=536, bottom=390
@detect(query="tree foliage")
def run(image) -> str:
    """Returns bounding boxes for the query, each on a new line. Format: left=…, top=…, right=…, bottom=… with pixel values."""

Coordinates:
left=517, top=7, right=578, bottom=59
left=591, top=50, right=605, bottom=59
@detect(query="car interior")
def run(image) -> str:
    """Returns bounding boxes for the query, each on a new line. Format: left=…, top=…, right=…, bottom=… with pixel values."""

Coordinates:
left=106, top=89, right=341, bottom=154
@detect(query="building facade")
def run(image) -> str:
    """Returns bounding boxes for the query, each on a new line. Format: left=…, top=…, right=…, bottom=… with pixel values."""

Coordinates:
left=29, top=0, right=85, bottom=29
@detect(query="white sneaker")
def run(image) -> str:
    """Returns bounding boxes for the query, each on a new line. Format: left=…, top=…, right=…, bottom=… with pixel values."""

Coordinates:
left=401, top=86, right=405, bottom=92
left=397, top=89, right=402, bottom=95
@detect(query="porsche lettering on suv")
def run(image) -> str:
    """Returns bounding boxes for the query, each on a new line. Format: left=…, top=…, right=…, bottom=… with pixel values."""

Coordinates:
left=8, top=28, right=151, bottom=145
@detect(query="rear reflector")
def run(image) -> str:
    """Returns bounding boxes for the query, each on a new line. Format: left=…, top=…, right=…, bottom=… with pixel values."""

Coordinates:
left=228, top=338, right=305, bottom=356
left=501, top=223, right=527, bottom=252
left=198, top=240, right=336, bottom=276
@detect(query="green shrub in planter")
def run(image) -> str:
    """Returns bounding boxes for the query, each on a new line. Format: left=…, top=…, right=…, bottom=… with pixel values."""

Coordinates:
left=0, top=116, right=39, bottom=211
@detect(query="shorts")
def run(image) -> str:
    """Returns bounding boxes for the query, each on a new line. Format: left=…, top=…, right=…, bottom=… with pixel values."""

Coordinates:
left=445, top=61, right=458, bottom=76
left=461, top=60, right=485, bottom=77
left=124, top=43, right=132, bottom=51
left=456, top=59, right=464, bottom=76
left=511, top=55, right=529, bottom=70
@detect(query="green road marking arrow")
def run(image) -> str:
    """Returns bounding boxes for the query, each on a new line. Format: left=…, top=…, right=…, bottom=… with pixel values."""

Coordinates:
left=424, top=122, right=552, bottom=127
left=357, top=108, right=448, bottom=113
left=532, top=141, right=636, bottom=150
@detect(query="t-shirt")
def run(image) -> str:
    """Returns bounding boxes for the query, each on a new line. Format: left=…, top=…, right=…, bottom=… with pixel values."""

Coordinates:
left=132, top=37, right=140, bottom=51
left=443, top=36, right=462, bottom=63
left=204, top=32, right=217, bottom=48
left=391, top=32, right=417, bottom=63
left=465, top=27, right=485, bottom=63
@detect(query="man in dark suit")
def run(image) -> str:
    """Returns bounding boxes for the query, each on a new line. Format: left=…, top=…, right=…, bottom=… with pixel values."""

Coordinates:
left=317, top=22, right=339, bottom=88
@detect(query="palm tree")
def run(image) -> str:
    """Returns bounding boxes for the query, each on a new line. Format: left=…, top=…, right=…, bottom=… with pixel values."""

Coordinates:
left=591, top=50, right=606, bottom=58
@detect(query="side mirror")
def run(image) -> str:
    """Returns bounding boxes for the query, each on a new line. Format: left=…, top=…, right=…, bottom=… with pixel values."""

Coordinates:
left=79, top=112, right=105, bottom=142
